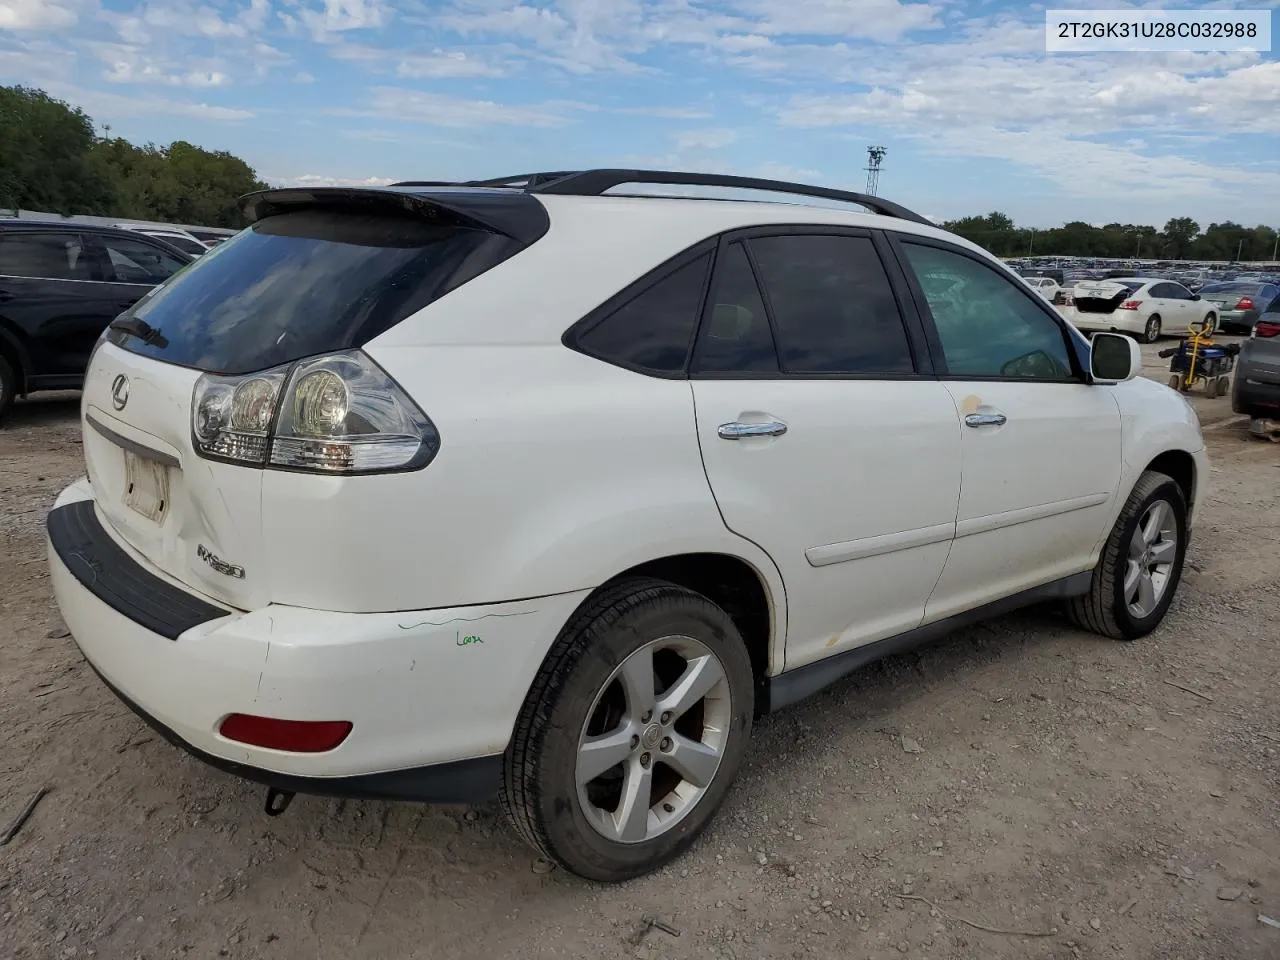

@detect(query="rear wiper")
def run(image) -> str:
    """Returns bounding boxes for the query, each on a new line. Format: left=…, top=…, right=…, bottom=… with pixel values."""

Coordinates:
left=109, top=316, right=168, bottom=349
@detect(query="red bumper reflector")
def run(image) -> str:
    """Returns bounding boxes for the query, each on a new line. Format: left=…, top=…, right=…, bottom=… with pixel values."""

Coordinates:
left=219, top=714, right=353, bottom=753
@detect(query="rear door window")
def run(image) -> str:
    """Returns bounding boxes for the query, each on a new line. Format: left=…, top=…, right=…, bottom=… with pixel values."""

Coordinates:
left=108, top=209, right=524, bottom=375
left=745, top=234, right=915, bottom=375
left=0, top=232, right=94, bottom=281
left=97, top=234, right=188, bottom=285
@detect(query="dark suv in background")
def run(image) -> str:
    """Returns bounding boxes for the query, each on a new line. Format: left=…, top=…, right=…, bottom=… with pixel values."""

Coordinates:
left=0, top=220, right=192, bottom=420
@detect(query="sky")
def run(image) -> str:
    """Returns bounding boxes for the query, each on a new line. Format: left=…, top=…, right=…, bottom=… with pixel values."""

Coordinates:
left=0, top=0, right=1278, bottom=228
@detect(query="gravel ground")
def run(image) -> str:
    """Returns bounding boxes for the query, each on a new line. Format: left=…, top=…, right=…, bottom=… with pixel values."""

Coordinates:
left=2, top=337, right=1278, bottom=960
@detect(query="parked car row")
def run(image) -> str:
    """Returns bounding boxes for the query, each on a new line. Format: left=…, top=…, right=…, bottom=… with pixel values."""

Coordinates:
left=0, top=219, right=194, bottom=418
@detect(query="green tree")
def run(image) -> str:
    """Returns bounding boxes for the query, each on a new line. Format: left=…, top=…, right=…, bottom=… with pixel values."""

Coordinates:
left=1, top=84, right=266, bottom=227
left=1161, top=217, right=1200, bottom=259
left=0, top=85, right=118, bottom=214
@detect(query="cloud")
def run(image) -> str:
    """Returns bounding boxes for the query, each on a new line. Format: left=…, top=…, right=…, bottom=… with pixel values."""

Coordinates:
left=299, top=0, right=391, bottom=37
left=673, top=128, right=738, bottom=150
left=92, top=43, right=233, bottom=88
left=734, top=0, right=944, bottom=41
left=65, top=84, right=256, bottom=121
left=0, top=0, right=80, bottom=30
left=618, top=105, right=715, bottom=120
left=273, top=173, right=400, bottom=188
left=362, top=87, right=578, bottom=128
left=394, top=50, right=509, bottom=79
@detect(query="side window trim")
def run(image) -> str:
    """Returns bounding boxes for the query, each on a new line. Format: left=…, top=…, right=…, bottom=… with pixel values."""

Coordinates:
left=884, top=231, right=1089, bottom=383
left=561, top=238, right=718, bottom=379
left=689, top=224, right=935, bottom=381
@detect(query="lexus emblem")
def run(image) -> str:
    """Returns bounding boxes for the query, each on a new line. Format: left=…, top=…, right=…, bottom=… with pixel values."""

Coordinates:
left=110, top=374, right=130, bottom=411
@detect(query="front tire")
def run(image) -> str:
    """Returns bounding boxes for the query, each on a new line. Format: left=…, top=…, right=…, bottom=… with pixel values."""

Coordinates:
left=0, top=353, right=16, bottom=423
left=1143, top=315, right=1162, bottom=343
left=501, top=578, right=755, bottom=882
left=1066, top=471, right=1188, bottom=640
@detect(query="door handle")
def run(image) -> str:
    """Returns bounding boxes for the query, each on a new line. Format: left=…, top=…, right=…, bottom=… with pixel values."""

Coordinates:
left=718, top=420, right=788, bottom=440
left=964, top=412, right=1007, bottom=428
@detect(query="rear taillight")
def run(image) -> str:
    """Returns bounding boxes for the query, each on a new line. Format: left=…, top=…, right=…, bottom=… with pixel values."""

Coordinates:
left=219, top=714, right=352, bottom=752
left=192, top=349, right=439, bottom=474
left=1235, top=297, right=1255, bottom=311
left=1119, top=300, right=1141, bottom=310
left=1253, top=320, right=1280, bottom=339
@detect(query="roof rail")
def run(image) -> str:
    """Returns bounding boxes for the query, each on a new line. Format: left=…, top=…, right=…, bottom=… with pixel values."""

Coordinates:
left=495, top=168, right=932, bottom=226
left=465, top=172, right=581, bottom=188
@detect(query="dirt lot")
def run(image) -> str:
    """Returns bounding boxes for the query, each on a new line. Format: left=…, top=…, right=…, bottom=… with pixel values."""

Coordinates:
left=2, top=339, right=1278, bottom=960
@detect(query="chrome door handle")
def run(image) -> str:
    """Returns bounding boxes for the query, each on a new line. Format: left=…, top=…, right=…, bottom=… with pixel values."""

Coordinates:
left=718, top=420, right=788, bottom=440
left=965, top=412, right=1007, bottom=428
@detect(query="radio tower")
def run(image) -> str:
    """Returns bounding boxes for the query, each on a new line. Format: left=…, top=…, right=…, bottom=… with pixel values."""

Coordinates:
left=865, top=145, right=887, bottom=196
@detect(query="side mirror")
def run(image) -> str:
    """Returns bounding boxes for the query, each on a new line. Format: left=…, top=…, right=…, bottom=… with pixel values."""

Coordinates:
left=1191, top=293, right=1201, bottom=301
left=1090, top=332, right=1141, bottom=384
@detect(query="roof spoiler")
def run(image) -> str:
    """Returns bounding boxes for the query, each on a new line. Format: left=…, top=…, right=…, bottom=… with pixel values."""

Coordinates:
left=238, top=187, right=550, bottom=246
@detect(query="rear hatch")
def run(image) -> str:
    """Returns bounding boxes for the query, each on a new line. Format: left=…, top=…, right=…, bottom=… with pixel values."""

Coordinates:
left=81, top=187, right=547, bottom=611
left=1073, top=279, right=1139, bottom=315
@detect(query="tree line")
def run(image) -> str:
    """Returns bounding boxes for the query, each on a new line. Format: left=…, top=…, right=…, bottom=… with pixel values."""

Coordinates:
left=944, top=212, right=1279, bottom=263
left=3, top=84, right=1277, bottom=255
left=0, top=85, right=267, bottom=228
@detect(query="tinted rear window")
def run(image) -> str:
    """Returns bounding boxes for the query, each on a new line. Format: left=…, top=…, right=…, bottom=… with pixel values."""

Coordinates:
left=107, top=209, right=521, bottom=374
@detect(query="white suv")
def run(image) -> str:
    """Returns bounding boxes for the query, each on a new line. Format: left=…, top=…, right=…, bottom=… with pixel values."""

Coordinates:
left=47, top=170, right=1208, bottom=882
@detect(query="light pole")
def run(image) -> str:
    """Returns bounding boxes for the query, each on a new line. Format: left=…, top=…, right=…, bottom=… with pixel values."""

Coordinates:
left=1237, top=238, right=1244, bottom=262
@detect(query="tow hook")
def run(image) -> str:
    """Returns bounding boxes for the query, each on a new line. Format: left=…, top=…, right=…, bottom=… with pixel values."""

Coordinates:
left=264, top=787, right=295, bottom=817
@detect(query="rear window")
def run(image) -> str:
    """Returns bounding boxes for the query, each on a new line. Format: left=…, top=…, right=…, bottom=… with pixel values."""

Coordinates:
left=106, top=209, right=522, bottom=374
left=146, top=232, right=208, bottom=256
left=1200, top=282, right=1261, bottom=295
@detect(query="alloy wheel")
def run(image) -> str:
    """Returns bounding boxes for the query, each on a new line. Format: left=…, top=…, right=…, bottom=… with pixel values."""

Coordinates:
left=575, top=635, right=731, bottom=844
left=1125, top=499, right=1178, bottom=618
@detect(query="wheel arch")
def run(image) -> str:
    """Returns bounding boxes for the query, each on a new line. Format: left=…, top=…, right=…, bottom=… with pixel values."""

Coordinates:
left=0, top=322, right=31, bottom=396
left=552, top=549, right=786, bottom=690
left=1143, top=449, right=1197, bottom=520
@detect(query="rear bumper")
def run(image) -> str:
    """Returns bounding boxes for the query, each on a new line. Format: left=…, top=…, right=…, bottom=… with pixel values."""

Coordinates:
left=1215, top=310, right=1253, bottom=330
left=46, top=481, right=590, bottom=801
left=1233, top=370, right=1280, bottom=417
left=1067, top=312, right=1145, bottom=335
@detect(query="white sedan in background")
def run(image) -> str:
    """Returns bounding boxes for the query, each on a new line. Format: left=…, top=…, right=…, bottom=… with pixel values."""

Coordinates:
left=1067, top=277, right=1217, bottom=343
left=1021, top=276, right=1062, bottom=302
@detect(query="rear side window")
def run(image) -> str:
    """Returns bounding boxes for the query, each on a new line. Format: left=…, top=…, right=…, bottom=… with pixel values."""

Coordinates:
left=747, top=234, right=915, bottom=375
left=575, top=253, right=711, bottom=375
left=108, top=209, right=524, bottom=375
left=0, top=232, right=93, bottom=281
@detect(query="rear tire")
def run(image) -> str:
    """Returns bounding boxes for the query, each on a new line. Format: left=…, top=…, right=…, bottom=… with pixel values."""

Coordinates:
left=1203, top=312, right=1217, bottom=335
left=1065, top=471, right=1187, bottom=640
left=0, top=353, right=16, bottom=423
left=501, top=577, right=755, bottom=882
left=1143, top=315, right=1162, bottom=343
